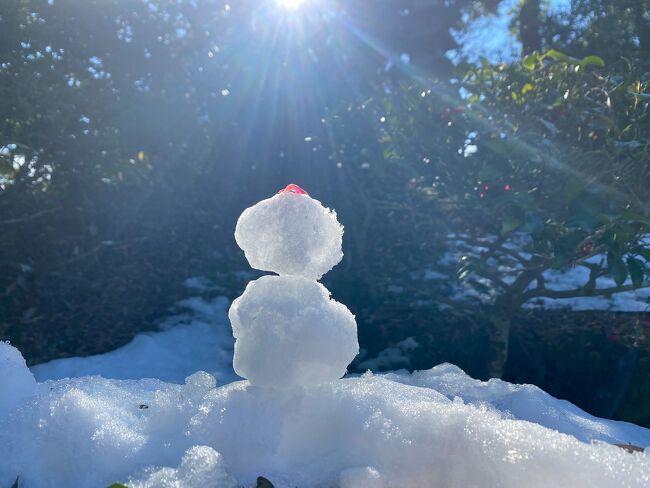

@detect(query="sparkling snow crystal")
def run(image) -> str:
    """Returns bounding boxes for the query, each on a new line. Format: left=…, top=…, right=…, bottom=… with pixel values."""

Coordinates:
left=229, top=275, right=358, bottom=388
left=2, top=339, right=650, bottom=487
left=129, top=446, right=236, bottom=488
left=234, top=190, right=343, bottom=280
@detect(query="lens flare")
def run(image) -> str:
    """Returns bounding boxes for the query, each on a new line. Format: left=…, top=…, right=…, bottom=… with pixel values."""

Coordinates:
left=276, top=0, right=307, bottom=9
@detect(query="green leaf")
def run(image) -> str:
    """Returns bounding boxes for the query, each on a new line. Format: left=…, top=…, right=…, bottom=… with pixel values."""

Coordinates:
left=256, top=476, right=275, bottom=488
left=501, top=214, right=523, bottom=235
left=544, top=49, right=569, bottom=62
left=612, top=222, right=635, bottom=247
left=580, top=55, right=605, bottom=67
left=522, top=54, right=536, bottom=70
left=454, top=61, right=472, bottom=79
left=457, top=269, right=471, bottom=281
left=106, top=483, right=128, bottom=488
left=627, top=257, right=645, bottom=287
left=607, top=252, right=628, bottom=286
left=457, top=255, right=482, bottom=281
left=521, top=83, right=535, bottom=94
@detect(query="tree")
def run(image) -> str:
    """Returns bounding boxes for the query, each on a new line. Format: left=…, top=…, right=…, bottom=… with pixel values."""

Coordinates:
left=0, top=0, right=240, bottom=359
left=546, top=0, right=650, bottom=62
left=376, top=48, right=650, bottom=377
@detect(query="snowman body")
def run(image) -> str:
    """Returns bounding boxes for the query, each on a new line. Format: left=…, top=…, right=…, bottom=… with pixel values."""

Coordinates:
left=229, top=187, right=358, bottom=389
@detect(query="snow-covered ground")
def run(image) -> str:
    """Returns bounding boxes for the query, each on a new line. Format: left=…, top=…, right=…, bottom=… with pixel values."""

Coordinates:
left=32, top=295, right=239, bottom=385
left=3, top=336, right=650, bottom=488
left=357, top=337, right=420, bottom=371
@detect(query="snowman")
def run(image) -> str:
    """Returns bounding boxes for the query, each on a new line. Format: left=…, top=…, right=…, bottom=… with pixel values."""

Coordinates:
left=229, top=184, right=359, bottom=389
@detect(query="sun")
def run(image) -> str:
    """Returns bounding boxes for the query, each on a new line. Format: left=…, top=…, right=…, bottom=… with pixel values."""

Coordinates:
left=276, top=0, right=308, bottom=9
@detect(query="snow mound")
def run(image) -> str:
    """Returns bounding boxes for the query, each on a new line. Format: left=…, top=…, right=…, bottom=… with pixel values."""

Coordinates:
left=385, top=363, right=650, bottom=448
left=0, top=342, right=36, bottom=417
left=1, top=344, right=649, bottom=488
left=235, top=192, right=343, bottom=280
left=129, top=446, right=236, bottom=488
left=31, top=296, right=238, bottom=385
left=229, top=275, right=358, bottom=388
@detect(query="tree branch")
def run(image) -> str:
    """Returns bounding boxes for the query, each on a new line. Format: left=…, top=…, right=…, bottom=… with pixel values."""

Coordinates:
left=472, top=268, right=510, bottom=291
left=493, top=246, right=532, bottom=266
left=524, top=281, right=650, bottom=300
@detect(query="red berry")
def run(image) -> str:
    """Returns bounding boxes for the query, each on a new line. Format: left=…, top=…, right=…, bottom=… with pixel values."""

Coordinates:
left=607, top=333, right=621, bottom=343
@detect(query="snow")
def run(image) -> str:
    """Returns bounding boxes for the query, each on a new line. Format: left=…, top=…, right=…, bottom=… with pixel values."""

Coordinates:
left=339, top=466, right=384, bottom=488
left=229, top=275, right=358, bottom=388
left=129, top=446, right=236, bottom=488
left=385, top=363, right=650, bottom=448
left=0, top=341, right=36, bottom=417
left=2, top=340, right=650, bottom=488
left=235, top=192, right=343, bottom=280
left=441, top=234, right=650, bottom=312
left=423, top=269, right=447, bottom=280
left=357, top=337, right=419, bottom=371
left=183, top=276, right=222, bottom=292
left=527, top=266, right=650, bottom=312
left=32, top=296, right=238, bottom=385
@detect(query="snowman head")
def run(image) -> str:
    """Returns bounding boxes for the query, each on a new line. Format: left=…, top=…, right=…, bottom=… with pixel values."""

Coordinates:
left=234, top=184, right=343, bottom=280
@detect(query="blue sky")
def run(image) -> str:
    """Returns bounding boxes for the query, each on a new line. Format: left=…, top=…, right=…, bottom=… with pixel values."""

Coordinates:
left=449, top=0, right=572, bottom=64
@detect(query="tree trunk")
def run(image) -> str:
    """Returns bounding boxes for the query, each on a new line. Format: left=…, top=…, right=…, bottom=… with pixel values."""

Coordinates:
left=485, top=296, right=519, bottom=379
left=518, top=0, right=542, bottom=54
